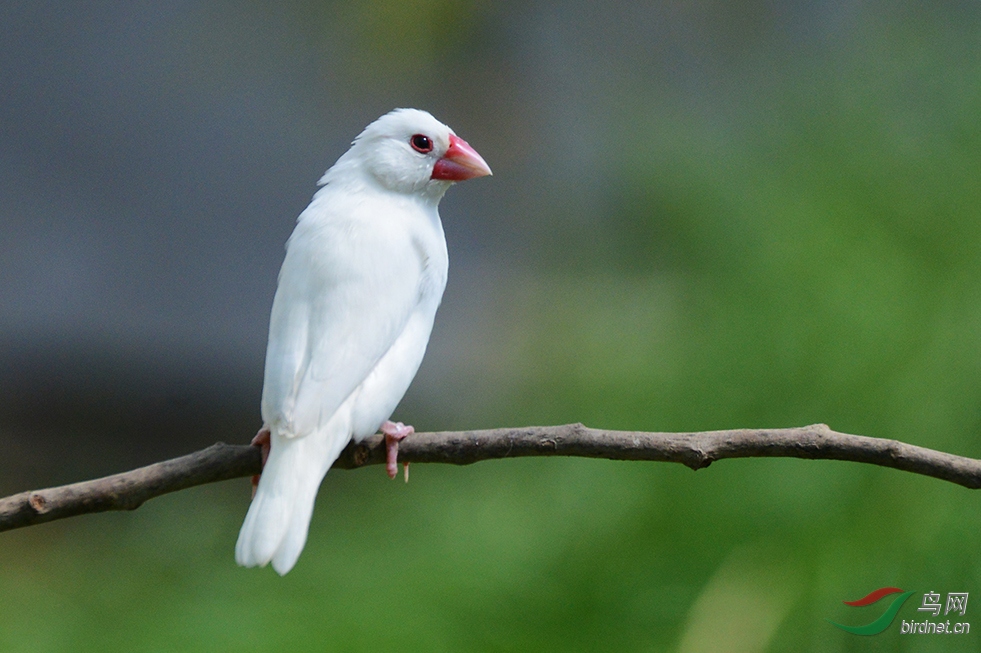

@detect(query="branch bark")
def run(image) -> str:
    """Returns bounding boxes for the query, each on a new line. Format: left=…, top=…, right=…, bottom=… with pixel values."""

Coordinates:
left=2, top=423, right=979, bottom=533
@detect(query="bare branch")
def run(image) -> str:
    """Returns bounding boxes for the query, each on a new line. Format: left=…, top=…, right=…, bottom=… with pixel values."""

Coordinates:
left=3, top=423, right=979, bottom=532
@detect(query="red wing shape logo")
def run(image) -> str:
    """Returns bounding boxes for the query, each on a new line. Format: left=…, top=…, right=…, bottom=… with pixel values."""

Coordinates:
left=829, top=587, right=915, bottom=635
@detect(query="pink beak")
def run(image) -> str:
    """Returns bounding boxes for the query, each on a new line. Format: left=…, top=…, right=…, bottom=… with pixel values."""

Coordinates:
left=431, top=134, right=492, bottom=181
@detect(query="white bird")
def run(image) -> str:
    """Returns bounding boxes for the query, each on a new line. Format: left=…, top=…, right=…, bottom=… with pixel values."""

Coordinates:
left=235, top=108, right=491, bottom=575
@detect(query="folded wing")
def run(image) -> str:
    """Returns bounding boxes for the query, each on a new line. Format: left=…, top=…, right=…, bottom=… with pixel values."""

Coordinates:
left=261, top=214, right=421, bottom=439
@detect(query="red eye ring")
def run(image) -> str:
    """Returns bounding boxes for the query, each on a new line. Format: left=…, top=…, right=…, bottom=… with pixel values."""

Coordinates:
left=410, top=134, right=433, bottom=153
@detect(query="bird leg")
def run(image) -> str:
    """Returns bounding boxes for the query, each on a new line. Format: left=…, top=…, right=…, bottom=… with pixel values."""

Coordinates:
left=250, top=426, right=271, bottom=497
left=381, top=420, right=413, bottom=482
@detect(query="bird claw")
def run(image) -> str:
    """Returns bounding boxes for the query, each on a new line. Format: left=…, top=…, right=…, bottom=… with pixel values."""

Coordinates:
left=250, top=426, right=271, bottom=498
left=381, top=420, right=413, bottom=481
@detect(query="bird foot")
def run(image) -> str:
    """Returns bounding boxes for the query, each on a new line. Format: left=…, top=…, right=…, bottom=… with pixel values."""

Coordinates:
left=381, top=420, right=413, bottom=482
left=250, top=426, right=271, bottom=497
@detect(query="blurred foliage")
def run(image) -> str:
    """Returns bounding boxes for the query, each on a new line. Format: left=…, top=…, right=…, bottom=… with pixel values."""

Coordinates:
left=3, top=1, right=981, bottom=652
left=330, top=0, right=490, bottom=85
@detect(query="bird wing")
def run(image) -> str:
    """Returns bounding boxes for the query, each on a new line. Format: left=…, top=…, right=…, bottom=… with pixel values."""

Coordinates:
left=260, top=213, right=420, bottom=439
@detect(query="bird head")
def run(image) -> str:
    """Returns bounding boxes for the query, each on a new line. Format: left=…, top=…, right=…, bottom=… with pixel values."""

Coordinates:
left=331, top=108, right=492, bottom=198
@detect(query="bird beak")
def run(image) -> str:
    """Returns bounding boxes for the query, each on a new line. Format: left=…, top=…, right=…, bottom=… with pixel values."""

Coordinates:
left=431, top=134, right=492, bottom=181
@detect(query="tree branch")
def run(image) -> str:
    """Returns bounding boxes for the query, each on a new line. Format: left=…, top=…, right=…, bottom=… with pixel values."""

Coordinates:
left=3, top=423, right=979, bottom=532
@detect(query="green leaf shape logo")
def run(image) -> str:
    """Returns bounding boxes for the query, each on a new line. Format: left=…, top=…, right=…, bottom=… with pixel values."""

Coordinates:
left=828, top=589, right=915, bottom=635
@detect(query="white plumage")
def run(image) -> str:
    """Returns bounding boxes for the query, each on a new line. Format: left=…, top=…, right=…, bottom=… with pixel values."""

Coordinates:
left=235, top=108, right=491, bottom=574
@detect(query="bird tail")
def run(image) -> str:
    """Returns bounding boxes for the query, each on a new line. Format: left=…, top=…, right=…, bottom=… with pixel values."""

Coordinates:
left=235, top=417, right=351, bottom=575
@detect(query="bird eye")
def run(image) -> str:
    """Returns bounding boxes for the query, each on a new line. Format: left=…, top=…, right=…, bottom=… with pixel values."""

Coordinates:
left=410, top=134, right=433, bottom=153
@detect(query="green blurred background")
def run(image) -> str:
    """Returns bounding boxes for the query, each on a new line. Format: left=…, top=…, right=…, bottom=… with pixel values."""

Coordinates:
left=1, top=1, right=980, bottom=651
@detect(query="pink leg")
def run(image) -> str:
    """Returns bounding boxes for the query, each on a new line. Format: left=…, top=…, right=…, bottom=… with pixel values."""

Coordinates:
left=250, top=426, right=271, bottom=497
left=380, top=420, right=413, bottom=481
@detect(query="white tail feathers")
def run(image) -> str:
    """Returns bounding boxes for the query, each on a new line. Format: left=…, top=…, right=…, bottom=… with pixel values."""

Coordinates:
left=235, top=419, right=351, bottom=575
